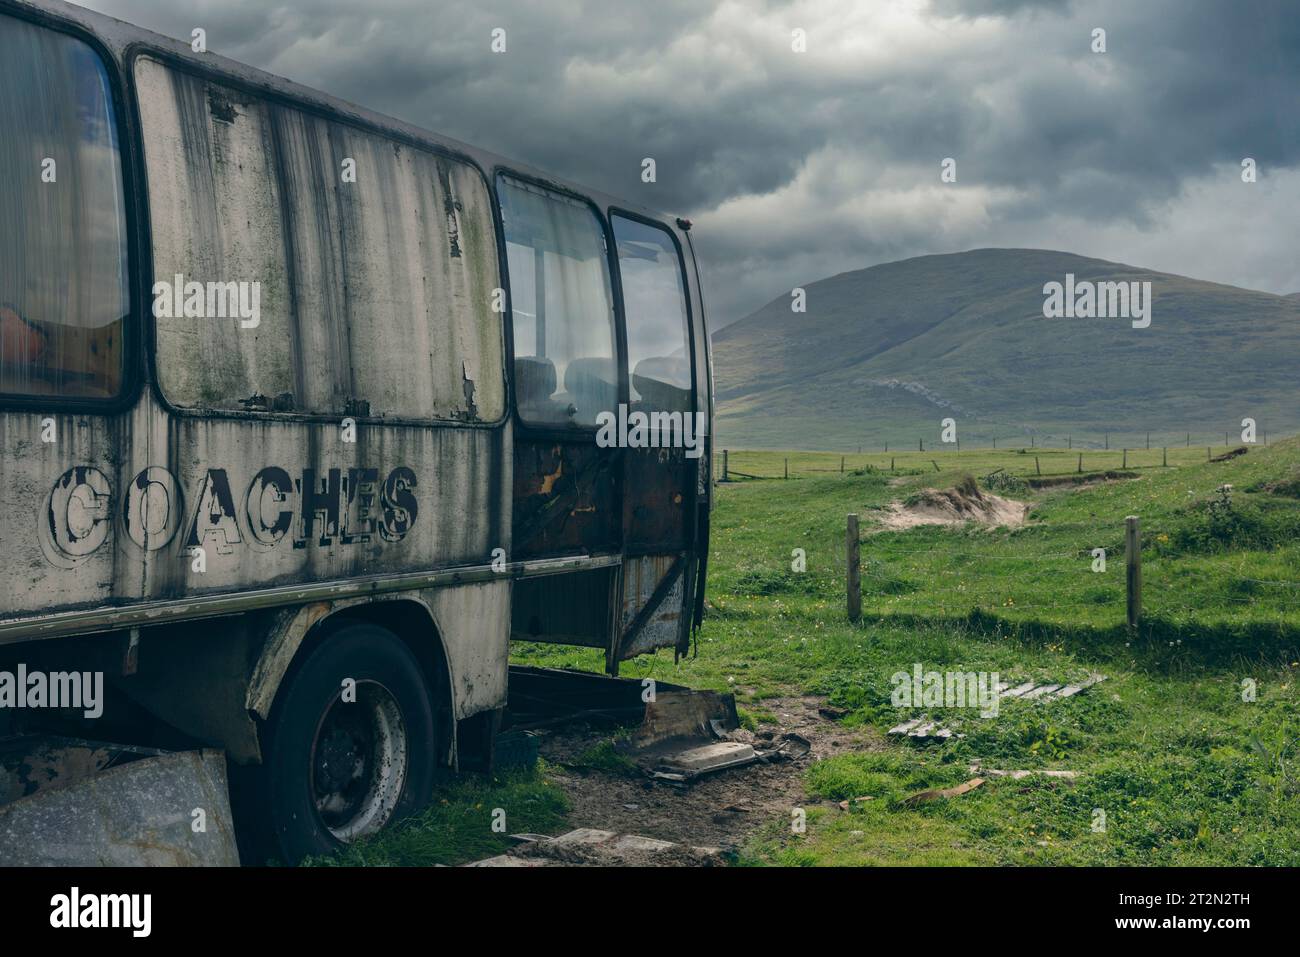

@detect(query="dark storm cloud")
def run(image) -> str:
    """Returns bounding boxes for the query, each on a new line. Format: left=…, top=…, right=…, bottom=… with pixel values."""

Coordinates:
left=82, top=0, right=1300, bottom=322
left=930, top=0, right=1074, bottom=17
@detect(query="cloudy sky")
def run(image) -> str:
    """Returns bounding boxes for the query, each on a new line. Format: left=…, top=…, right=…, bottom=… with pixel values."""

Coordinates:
left=84, top=0, right=1300, bottom=325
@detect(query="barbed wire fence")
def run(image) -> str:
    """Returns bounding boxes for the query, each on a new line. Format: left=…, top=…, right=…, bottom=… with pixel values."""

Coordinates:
left=712, top=434, right=1289, bottom=484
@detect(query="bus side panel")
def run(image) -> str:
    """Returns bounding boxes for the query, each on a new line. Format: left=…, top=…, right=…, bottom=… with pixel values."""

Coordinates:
left=0, top=405, right=146, bottom=617
left=0, top=389, right=510, bottom=622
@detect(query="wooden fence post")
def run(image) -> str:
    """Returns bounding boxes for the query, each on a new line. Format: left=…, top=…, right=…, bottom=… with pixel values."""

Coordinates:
left=1077, top=453, right=1083, bottom=473
left=846, top=514, right=861, bottom=623
left=1035, top=456, right=1041, bottom=476
left=1126, top=515, right=1142, bottom=629
left=1162, top=447, right=1167, bottom=467
left=722, top=449, right=729, bottom=482
left=1122, top=448, right=1127, bottom=468
left=784, top=458, right=789, bottom=479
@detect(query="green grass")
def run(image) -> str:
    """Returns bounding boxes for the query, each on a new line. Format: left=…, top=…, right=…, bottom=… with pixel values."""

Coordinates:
left=569, top=740, right=639, bottom=776
left=306, top=765, right=569, bottom=867
left=324, top=439, right=1300, bottom=866
left=515, top=438, right=1300, bottom=866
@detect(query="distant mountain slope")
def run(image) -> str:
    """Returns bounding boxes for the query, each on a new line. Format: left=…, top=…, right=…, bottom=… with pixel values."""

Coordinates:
left=712, top=248, right=1300, bottom=450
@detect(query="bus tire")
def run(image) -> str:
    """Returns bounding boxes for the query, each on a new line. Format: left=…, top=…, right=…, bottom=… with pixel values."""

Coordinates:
left=241, top=623, right=438, bottom=864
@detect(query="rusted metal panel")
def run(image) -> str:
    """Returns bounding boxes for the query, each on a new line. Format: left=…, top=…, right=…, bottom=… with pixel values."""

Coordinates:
left=512, top=441, right=619, bottom=559
left=510, top=568, right=616, bottom=648
left=619, top=554, right=685, bottom=659
left=624, top=445, right=690, bottom=550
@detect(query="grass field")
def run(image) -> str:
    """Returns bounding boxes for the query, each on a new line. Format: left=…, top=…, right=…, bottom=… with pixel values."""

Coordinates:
left=338, top=438, right=1300, bottom=866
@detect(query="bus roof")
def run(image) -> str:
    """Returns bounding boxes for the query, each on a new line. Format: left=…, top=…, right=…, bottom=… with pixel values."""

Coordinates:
left=8, top=0, right=689, bottom=237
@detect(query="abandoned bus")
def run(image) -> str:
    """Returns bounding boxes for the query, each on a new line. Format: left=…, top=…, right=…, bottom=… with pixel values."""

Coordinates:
left=0, top=0, right=712, bottom=862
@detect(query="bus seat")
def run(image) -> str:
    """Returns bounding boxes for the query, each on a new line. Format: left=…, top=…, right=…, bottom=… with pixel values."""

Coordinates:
left=564, top=356, right=618, bottom=419
left=514, top=355, right=558, bottom=418
left=632, top=355, right=691, bottom=411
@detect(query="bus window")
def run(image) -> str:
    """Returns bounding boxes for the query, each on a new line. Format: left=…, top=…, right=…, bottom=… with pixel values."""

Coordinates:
left=0, top=16, right=129, bottom=400
left=498, top=176, right=617, bottom=428
left=612, top=216, right=692, bottom=414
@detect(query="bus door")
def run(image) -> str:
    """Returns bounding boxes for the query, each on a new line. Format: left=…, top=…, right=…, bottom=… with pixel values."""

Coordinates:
left=499, top=175, right=625, bottom=656
left=609, top=214, right=700, bottom=663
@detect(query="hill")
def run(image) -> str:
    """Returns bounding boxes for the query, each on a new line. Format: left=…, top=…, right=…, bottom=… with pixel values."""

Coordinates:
left=712, top=248, right=1300, bottom=450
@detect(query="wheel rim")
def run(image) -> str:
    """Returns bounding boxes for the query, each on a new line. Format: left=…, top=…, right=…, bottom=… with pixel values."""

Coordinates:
left=309, top=680, right=408, bottom=842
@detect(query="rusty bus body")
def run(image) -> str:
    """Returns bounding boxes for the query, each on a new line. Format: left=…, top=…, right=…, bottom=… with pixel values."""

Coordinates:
left=0, top=0, right=712, bottom=861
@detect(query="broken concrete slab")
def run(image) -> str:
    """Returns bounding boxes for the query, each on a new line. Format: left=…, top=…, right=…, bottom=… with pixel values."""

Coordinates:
left=467, top=854, right=549, bottom=867
left=466, top=829, right=723, bottom=867
left=0, top=748, right=239, bottom=866
left=971, top=767, right=1077, bottom=780
left=661, top=741, right=757, bottom=773
left=888, top=717, right=927, bottom=735
left=611, top=834, right=676, bottom=853
left=1056, top=675, right=1107, bottom=698
left=550, top=827, right=618, bottom=846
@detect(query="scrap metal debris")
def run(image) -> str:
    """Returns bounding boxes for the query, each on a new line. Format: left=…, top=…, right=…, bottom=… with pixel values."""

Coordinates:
left=902, top=777, right=985, bottom=806
left=888, top=675, right=1106, bottom=742
left=837, top=795, right=876, bottom=810
left=505, top=665, right=811, bottom=786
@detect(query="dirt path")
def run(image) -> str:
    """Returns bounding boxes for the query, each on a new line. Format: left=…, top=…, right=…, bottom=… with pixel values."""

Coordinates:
left=534, top=694, right=881, bottom=854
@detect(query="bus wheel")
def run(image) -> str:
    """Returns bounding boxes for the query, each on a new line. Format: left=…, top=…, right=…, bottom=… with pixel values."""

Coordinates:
left=249, top=623, right=437, bottom=864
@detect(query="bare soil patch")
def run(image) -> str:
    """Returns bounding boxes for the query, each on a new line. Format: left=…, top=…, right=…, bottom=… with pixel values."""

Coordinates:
left=534, top=694, right=879, bottom=854
left=877, top=475, right=1028, bottom=530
